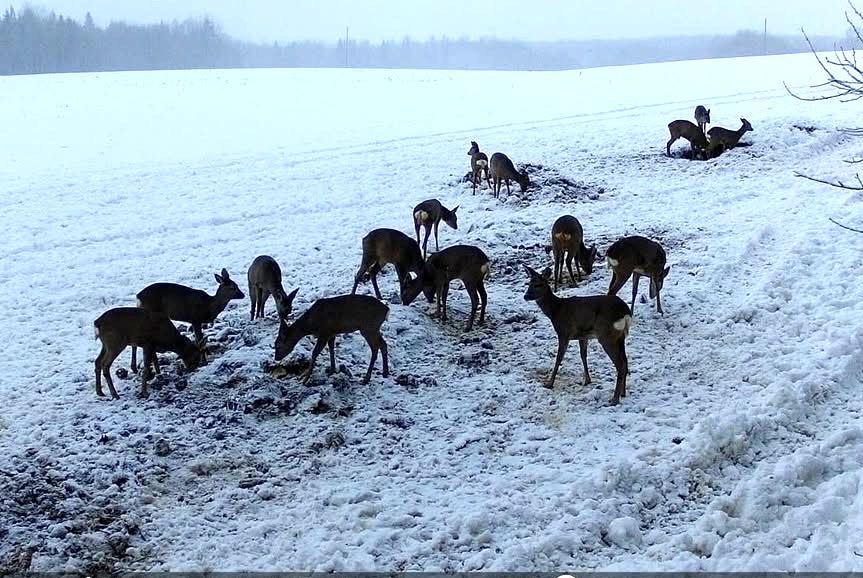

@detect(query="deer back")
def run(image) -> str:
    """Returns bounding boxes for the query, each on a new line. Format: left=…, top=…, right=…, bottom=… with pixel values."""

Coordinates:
left=668, top=119, right=708, bottom=147
left=137, top=269, right=244, bottom=325
left=95, top=307, right=200, bottom=365
left=694, top=105, right=710, bottom=124
left=551, top=215, right=584, bottom=253
left=247, top=255, right=296, bottom=318
left=607, top=236, right=667, bottom=277
left=362, top=229, right=424, bottom=274
left=413, top=199, right=443, bottom=225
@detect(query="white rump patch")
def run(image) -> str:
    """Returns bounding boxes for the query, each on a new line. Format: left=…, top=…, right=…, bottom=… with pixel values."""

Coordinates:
left=414, top=210, right=429, bottom=223
left=136, top=297, right=143, bottom=307
left=476, top=160, right=488, bottom=167
left=607, top=257, right=619, bottom=268
left=94, top=324, right=100, bottom=339
left=481, top=262, right=490, bottom=277
left=613, top=315, right=632, bottom=336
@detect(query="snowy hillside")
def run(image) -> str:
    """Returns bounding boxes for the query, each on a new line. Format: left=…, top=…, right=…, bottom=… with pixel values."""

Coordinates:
left=1, top=52, right=862, bottom=572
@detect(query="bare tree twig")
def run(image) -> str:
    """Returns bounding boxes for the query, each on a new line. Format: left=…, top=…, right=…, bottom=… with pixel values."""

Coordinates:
left=830, top=217, right=863, bottom=233
left=794, top=171, right=863, bottom=189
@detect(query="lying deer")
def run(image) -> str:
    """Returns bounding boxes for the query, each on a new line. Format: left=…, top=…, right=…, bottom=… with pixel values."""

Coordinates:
left=551, top=215, right=598, bottom=291
left=275, top=293, right=389, bottom=384
left=666, top=119, right=708, bottom=159
left=694, top=105, right=711, bottom=133
left=707, top=118, right=753, bottom=150
left=468, top=141, right=492, bottom=194
left=401, top=244, right=490, bottom=331
left=351, top=228, right=425, bottom=301
left=523, top=265, right=631, bottom=405
left=606, top=236, right=670, bottom=314
left=94, top=307, right=204, bottom=399
left=413, top=199, right=459, bottom=259
left=489, top=152, right=530, bottom=198
left=133, top=268, right=244, bottom=369
left=247, top=255, right=298, bottom=321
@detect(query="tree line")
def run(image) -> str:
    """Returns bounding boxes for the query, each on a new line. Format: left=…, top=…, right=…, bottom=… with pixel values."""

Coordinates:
left=0, top=6, right=844, bottom=76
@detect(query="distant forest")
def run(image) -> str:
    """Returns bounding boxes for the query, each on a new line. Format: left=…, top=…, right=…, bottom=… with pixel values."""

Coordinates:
left=0, top=6, right=846, bottom=75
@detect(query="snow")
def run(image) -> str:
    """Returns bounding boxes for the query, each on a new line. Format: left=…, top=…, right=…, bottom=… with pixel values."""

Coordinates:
left=1, top=52, right=863, bottom=571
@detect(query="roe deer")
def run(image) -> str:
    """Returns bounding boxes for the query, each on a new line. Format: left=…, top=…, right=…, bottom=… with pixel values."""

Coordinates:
left=247, top=255, right=298, bottom=321
left=275, top=294, right=389, bottom=384
left=133, top=268, right=244, bottom=369
left=489, top=152, right=530, bottom=198
left=468, top=141, right=492, bottom=194
left=523, top=265, right=632, bottom=405
left=551, top=215, right=598, bottom=291
left=94, top=307, right=204, bottom=399
left=666, top=119, right=708, bottom=159
left=413, top=199, right=459, bottom=259
left=351, top=228, right=425, bottom=301
left=707, top=118, right=753, bottom=149
left=606, top=236, right=670, bottom=315
left=694, top=105, right=711, bottom=133
left=401, top=244, right=490, bottom=331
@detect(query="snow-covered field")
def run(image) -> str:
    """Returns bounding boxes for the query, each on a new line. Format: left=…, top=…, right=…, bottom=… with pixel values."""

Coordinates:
left=2, top=52, right=863, bottom=572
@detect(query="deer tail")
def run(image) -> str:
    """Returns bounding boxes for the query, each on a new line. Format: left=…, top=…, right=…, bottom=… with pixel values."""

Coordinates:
left=613, top=314, right=632, bottom=337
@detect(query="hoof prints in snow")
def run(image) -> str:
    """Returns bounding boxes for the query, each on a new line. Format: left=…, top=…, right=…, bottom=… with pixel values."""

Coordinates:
left=459, top=162, right=607, bottom=205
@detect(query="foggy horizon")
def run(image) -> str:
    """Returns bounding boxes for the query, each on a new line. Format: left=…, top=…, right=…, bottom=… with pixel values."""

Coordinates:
left=10, top=0, right=854, bottom=45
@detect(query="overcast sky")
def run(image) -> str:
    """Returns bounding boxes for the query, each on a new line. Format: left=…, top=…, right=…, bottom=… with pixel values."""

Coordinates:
left=19, top=0, right=853, bottom=43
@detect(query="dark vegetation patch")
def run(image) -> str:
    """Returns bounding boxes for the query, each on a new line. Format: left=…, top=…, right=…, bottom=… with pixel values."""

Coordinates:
left=459, top=162, right=607, bottom=205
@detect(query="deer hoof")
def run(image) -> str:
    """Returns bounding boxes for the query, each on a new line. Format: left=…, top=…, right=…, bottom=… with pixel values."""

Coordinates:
left=609, top=396, right=620, bottom=406
left=542, top=381, right=554, bottom=390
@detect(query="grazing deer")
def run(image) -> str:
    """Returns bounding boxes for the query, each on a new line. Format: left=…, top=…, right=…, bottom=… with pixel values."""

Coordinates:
left=606, top=236, right=670, bottom=315
left=551, top=215, right=598, bottom=291
left=489, top=152, right=530, bottom=198
left=523, top=265, right=631, bottom=405
left=133, top=268, right=244, bottom=369
left=666, top=119, right=708, bottom=159
left=413, top=199, right=459, bottom=259
left=401, top=244, right=490, bottom=331
left=351, top=228, right=425, bottom=301
left=694, top=105, right=711, bottom=133
left=94, top=307, right=204, bottom=399
left=275, top=294, right=389, bottom=384
left=707, top=118, right=753, bottom=150
left=468, top=141, right=492, bottom=194
left=247, top=255, right=298, bottom=321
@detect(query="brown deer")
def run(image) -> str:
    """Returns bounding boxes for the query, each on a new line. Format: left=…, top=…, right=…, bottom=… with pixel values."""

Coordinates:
left=523, top=265, right=631, bottom=405
left=489, top=152, right=530, bottom=198
left=667, top=119, right=708, bottom=159
left=468, top=141, right=492, bottom=194
left=133, top=268, right=244, bottom=369
left=707, top=118, right=753, bottom=150
left=274, top=294, right=389, bottom=384
left=606, top=236, right=670, bottom=315
left=413, top=199, right=459, bottom=259
left=401, top=244, right=490, bottom=331
left=94, top=307, right=204, bottom=399
left=694, top=105, right=711, bottom=133
left=550, top=215, right=598, bottom=291
left=247, top=255, right=298, bottom=321
left=351, top=228, right=425, bottom=301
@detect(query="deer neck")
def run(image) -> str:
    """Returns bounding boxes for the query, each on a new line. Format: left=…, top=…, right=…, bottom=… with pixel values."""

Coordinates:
left=535, top=288, right=561, bottom=321
left=208, top=290, right=233, bottom=319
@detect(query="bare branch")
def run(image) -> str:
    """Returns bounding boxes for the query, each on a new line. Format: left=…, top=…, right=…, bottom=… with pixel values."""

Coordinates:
left=830, top=217, right=863, bottom=233
left=794, top=171, right=863, bottom=189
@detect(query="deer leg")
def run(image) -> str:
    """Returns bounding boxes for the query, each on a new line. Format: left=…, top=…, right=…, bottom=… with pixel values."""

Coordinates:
left=472, top=170, right=478, bottom=195
left=352, top=257, right=373, bottom=295
left=433, top=221, right=440, bottom=252
left=608, top=270, right=632, bottom=297
left=302, top=336, right=328, bottom=384
left=369, top=263, right=383, bottom=300
left=422, top=226, right=432, bottom=260
left=477, top=281, right=487, bottom=326
left=249, top=283, right=257, bottom=320
left=505, top=179, right=512, bottom=196
left=360, top=330, right=379, bottom=384
left=378, top=333, right=389, bottom=377
left=630, top=272, right=641, bottom=313
left=566, top=253, right=578, bottom=285
left=415, top=220, right=421, bottom=246
left=578, top=338, right=592, bottom=385
left=465, top=283, right=479, bottom=331
left=130, top=345, right=138, bottom=373
left=553, top=250, right=562, bottom=291
left=485, top=168, right=492, bottom=190
left=654, top=281, right=665, bottom=315
left=140, top=346, right=155, bottom=398
left=599, top=336, right=628, bottom=405
left=192, top=324, right=207, bottom=363
left=259, top=289, right=270, bottom=318
left=546, top=335, right=570, bottom=389
left=151, top=353, right=161, bottom=375
left=440, top=281, right=450, bottom=321
left=95, top=346, right=107, bottom=397
left=326, top=337, right=337, bottom=374
left=666, top=136, right=677, bottom=156
left=100, top=345, right=123, bottom=400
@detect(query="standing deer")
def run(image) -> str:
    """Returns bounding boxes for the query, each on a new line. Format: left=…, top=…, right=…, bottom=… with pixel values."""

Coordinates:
left=401, top=244, right=490, bottom=331
left=468, top=141, right=492, bottom=194
left=274, top=294, right=389, bottom=385
left=667, top=119, right=708, bottom=159
left=133, top=268, right=244, bottom=369
left=247, top=255, right=298, bottom=321
left=550, top=215, right=598, bottom=291
left=707, top=118, right=753, bottom=150
left=489, top=152, right=530, bottom=198
left=413, top=199, right=459, bottom=259
left=694, top=105, right=711, bottom=133
left=606, top=236, right=670, bottom=315
left=94, top=307, right=204, bottom=399
left=351, top=228, right=425, bottom=301
left=523, top=265, right=631, bottom=405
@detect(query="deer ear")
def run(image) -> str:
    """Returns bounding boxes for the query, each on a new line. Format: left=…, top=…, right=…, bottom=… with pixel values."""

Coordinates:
left=663, top=265, right=671, bottom=278
left=707, top=108, right=710, bottom=114
left=452, top=205, right=459, bottom=213
left=220, top=268, right=230, bottom=280
left=286, top=287, right=299, bottom=304
left=541, top=267, right=553, bottom=280
left=522, top=264, right=537, bottom=277
left=214, top=273, right=223, bottom=284
left=590, top=245, right=597, bottom=257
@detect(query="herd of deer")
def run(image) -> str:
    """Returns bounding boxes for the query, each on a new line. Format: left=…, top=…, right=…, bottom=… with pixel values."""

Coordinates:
left=92, top=141, right=672, bottom=406
left=667, top=104, right=754, bottom=160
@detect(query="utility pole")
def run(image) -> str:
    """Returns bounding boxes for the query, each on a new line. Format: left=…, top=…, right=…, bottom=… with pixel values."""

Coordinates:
left=764, top=18, right=768, bottom=55
left=345, top=26, right=349, bottom=67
